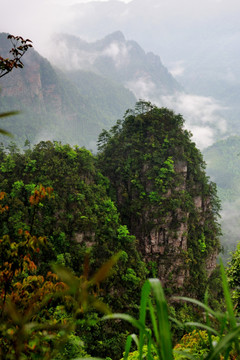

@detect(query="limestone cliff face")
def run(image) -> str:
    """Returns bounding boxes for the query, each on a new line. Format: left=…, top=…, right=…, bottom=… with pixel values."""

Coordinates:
left=140, top=160, right=189, bottom=287
left=138, top=159, right=218, bottom=290
left=98, top=102, right=221, bottom=297
left=0, top=49, right=63, bottom=114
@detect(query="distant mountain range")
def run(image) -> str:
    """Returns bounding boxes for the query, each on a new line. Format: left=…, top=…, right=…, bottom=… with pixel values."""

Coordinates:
left=0, top=32, right=136, bottom=150
left=51, top=31, right=182, bottom=99
left=63, top=0, right=240, bottom=132
left=0, top=31, right=182, bottom=149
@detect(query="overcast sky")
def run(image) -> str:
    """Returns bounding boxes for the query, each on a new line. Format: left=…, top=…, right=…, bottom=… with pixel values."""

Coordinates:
left=1, top=0, right=238, bottom=60
left=0, top=0, right=131, bottom=50
left=1, top=0, right=239, bottom=150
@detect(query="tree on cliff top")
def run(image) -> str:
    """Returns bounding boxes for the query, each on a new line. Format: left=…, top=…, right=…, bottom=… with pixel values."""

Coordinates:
left=97, top=100, right=221, bottom=298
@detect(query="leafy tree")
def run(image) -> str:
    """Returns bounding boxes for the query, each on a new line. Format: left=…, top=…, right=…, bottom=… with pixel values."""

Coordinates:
left=0, top=140, right=148, bottom=358
left=0, top=34, right=32, bottom=79
left=0, top=34, right=32, bottom=136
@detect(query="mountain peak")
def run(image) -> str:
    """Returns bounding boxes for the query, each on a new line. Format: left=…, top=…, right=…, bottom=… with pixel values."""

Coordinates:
left=103, top=31, right=125, bottom=43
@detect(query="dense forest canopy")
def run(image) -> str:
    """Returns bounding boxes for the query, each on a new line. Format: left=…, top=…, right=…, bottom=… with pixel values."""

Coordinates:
left=0, top=140, right=148, bottom=358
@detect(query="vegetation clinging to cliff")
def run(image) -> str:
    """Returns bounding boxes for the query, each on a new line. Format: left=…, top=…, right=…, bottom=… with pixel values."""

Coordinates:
left=97, top=100, right=221, bottom=298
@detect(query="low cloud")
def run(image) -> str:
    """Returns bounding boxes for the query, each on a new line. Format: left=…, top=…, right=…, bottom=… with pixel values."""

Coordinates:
left=157, top=92, right=227, bottom=149
left=123, top=76, right=228, bottom=150
left=102, top=42, right=130, bottom=68
left=48, top=40, right=99, bottom=71
left=188, top=125, right=215, bottom=149
left=125, top=76, right=157, bottom=100
left=48, top=36, right=131, bottom=71
left=220, top=198, right=240, bottom=256
left=168, top=61, right=185, bottom=77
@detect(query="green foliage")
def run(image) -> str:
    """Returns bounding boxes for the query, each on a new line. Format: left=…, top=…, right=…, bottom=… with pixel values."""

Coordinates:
left=227, top=242, right=240, bottom=311
left=98, top=101, right=221, bottom=298
left=106, top=261, right=240, bottom=360
left=104, top=278, right=174, bottom=360
left=0, top=140, right=147, bottom=358
left=174, top=330, right=219, bottom=359
left=198, top=234, right=207, bottom=253
left=0, top=242, right=120, bottom=360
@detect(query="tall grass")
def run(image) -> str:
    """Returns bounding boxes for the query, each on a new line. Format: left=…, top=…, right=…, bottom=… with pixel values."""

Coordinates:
left=104, top=259, right=240, bottom=359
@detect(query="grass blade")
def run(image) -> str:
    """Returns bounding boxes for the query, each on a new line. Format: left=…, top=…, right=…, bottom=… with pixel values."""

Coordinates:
left=124, top=335, right=135, bottom=360
left=219, top=259, right=236, bottom=328
left=139, top=280, right=151, bottom=360
left=147, top=336, right=154, bottom=360
left=184, top=322, right=219, bottom=336
left=174, top=296, right=223, bottom=322
left=206, top=326, right=240, bottom=360
left=149, top=278, right=174, bottom=360
left=0, top=128, right=13, bottom=137
left=148, top=298, right=160, bottom=345
left=0, top=110, right=20, bottom=118
left=102, top=313, right=145, bottom=331
left=219, top=258, right=240, bottom=355
left=204, top=291, right=214, bottom=353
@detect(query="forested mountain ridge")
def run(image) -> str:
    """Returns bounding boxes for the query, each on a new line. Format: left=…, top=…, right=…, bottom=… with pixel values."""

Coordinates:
left=0, top=32, right=136, bottom=150
left=0, top=140, right=147, bottom=358
left=50, top=31, right=183, bottom=100
left=66, top=0, right=240, bottom=134
left=0, top=100, right=222, bottom=358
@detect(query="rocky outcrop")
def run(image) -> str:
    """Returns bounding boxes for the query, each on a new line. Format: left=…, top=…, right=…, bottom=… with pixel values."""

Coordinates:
left=141, top=159, right=217, bottom=289
left=0, top=49, right=63, bottom=114
left=98, top=103, right=221, bottom=297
